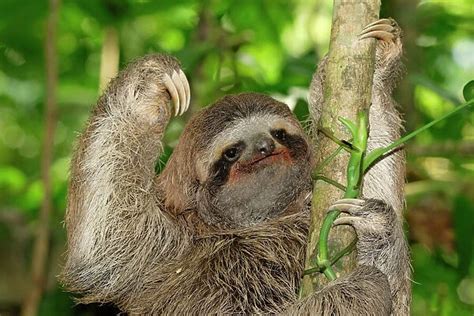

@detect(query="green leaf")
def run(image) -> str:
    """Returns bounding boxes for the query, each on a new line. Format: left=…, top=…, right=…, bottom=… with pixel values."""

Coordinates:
left=0, top=166, right=27, bottom=193
left=463, top=80, right=474, bottom=101
left=363, top=147, right=387, bottom=171
left=363, top=98, right=474, bottom=172
left=338, top=117, right=357, bottom=138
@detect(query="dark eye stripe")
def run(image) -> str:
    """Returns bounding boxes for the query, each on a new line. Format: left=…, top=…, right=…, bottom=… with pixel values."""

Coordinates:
left=271, top=129, right=287, bottom=142
left=270, top=129, right=308, bottom=159
left=208, top=141, right=245, bottom=188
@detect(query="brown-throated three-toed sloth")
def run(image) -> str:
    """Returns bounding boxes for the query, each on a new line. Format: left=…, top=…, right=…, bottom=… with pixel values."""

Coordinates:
left=61, top=18, right=411, bottom=315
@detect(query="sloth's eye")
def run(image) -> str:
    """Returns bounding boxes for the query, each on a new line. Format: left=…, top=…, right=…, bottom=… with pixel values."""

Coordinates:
left=271, top=129, right=287, bottom=141
left=223, top=147, right=240, bottom=162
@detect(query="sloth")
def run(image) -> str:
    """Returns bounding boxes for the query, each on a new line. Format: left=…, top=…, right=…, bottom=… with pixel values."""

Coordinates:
left=61, top=19, right=410, bottom=315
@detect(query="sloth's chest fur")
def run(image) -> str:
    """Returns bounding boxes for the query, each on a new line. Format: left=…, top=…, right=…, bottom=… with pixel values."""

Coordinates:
left=150, top=212, right=309, bottom=314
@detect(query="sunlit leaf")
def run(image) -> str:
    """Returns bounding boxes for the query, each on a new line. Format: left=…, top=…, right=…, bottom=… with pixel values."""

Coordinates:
left=0, top=166, right=26, bottom=193
left=19, top=180, right=44, bottom=215
left=462, top=80, right=474, bottom=101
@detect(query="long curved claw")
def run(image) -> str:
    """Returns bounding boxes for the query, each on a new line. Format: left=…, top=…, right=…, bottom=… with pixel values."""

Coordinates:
left=362, top=18, right=394, bottom=30
left=179, top=69, right=191, bottom=114
left=163, top=70, right=191, bottom=116
left=360, top=31, right=395, bottom=42
left=361, top=24, right=393, bottom=35
left=327, top=198, right=365, bottom=214
left=171, top=70, right=187, bottom=116
left=163, top=73, right=181, bottom=116
left=333, top=216, right=360, bottom=227
left=359, top=18, right=397, bottom=42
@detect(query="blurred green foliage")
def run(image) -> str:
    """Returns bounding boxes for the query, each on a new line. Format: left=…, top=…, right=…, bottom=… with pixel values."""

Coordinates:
left=0, top=0, right=473, bottom=315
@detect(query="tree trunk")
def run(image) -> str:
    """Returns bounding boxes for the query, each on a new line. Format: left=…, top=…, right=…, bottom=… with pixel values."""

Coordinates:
left=21, top=0, right=60, bottom=315
left=300, top=0, right=380, bottom=297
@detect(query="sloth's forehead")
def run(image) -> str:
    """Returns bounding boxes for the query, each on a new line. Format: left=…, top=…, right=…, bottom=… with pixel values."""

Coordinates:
left=207, top=113, right=301, bottom=156
left=222, top=114, right=298, bottom=139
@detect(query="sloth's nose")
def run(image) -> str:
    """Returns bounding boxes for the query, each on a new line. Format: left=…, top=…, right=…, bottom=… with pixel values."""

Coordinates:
left=255, top=137, right=276, bottom=156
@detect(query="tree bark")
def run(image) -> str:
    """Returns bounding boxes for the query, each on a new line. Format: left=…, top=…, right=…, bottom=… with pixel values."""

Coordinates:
left=21, top=0, right=60, bottom=315
left=301, top=0, right=380, bottom=297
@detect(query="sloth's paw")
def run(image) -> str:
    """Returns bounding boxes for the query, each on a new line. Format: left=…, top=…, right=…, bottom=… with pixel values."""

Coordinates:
left=359, top=18, right=403, bottom=65
left=108, top=54, right=191, bottom=125
left=328, top=198, right=396, bottom=238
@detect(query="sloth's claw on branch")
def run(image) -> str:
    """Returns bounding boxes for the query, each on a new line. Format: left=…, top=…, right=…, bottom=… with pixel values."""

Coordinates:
left=333, top=216, right=360, bottom=227
left=327, top=198, right=365, bottom=215
left=163, top=69, right=191, bottom=116
left=362, top=18, right=395, bottom=30
left=359, top=18, right=400, bottom=42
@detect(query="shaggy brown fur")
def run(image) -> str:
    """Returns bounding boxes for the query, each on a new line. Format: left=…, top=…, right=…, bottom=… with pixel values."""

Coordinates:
left=61, top=19, right=410, bottom=315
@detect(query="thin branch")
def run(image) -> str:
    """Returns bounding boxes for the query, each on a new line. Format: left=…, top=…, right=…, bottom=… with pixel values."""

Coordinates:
left=302, top=237, right=357, bottom=276
left=319, top=127, right=353, bottom=151
left=408, top=141, right=474, bottom=157
left=99, top=26, right=120, bottom=92
left=21, top=0, right=60, bottom=315
left=363, top=100, right=474, bottom=171
left=313, top=175, right=346, bottom=191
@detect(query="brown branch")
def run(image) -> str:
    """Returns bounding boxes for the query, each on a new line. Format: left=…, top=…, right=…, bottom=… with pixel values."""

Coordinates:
left=300, top=0, right=380, bottom=297
left=99, top=26, right=120, bottom=92
left=21, top=0, right=60, bottom=315
left=186, top=7, right=210, bottom=117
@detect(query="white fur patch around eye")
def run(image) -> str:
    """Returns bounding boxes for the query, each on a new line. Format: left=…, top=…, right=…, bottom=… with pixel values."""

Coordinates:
left=200, top=113, right=301, bottom=171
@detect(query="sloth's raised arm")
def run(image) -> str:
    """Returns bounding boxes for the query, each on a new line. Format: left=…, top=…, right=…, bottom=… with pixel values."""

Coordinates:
left=60, top=54, right=191, bottom=305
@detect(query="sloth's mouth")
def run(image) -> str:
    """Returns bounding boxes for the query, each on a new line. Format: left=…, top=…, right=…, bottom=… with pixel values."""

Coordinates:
left=238, top=149, right=291, bottom=171
left=228, top=149, right=293, bottom=182
left=249, top=151, right=284, bottom=166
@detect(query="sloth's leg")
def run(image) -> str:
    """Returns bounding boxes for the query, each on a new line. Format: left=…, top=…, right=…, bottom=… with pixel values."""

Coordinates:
left=330, top=197, right=411, bottom=315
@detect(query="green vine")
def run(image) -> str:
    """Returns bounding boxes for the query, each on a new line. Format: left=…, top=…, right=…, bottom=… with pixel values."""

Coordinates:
left=307, top=88, right=474, bottom=281
left=314, top=110, right=368, bottom=280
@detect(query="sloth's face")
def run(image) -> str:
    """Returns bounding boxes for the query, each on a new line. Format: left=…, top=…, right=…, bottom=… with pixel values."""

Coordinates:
left=198, top=112, right=313, bottom=228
